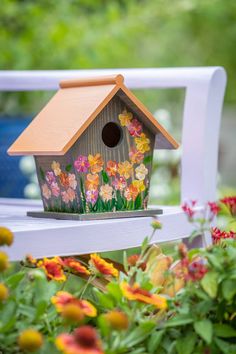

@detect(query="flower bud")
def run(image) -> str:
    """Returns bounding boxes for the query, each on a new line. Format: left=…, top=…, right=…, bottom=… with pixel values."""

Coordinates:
left=151, top=219, right=162, bottom=230
left=0, top=227, right=14, bottom=246
left=18, top=329, right=43, bottom=352
left=0, top=251, right=9, bottom=272
left=0, top=283, right=9, bottom=302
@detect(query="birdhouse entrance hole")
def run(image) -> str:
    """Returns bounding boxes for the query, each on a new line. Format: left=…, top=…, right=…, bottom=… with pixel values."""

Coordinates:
left=102, top=122, right=122, bottom=148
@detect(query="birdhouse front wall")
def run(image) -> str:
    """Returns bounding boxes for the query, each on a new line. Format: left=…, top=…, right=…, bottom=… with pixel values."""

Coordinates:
left=35, top=94, right=155, bottom=214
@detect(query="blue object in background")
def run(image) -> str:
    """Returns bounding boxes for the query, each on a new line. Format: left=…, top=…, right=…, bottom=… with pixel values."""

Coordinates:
left=0, top=117, right=31, bottom=198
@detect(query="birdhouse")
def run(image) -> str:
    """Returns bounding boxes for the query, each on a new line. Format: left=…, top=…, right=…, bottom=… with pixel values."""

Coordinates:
left=8, top=74, right=179, bottom=220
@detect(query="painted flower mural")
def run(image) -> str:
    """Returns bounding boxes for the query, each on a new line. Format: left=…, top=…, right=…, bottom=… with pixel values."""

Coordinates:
left=38, top=108, right=152, bottom=214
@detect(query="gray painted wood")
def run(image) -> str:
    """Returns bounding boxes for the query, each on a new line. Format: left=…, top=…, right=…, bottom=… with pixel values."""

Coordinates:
left=27, top=208, right=163, bottom=221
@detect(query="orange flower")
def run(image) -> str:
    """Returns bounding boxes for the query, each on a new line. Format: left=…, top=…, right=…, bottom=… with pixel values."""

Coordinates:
left=88, top=154, right=104, bottom=174
left=129, top=147, right=144, bottom=164
left=118, top=161, right=133, bottom=179
left=106, top=160, right=118, bottom=177
left=89, top=254, right=119, bottom=277
left=124, top=185, right=139, bottom=202
left=59, top=172, right=70, bottom=188
left=56, top=326, right=103, bottom=354
left=51, top=291, right=97, bottom=317
left=85, top=173, right=99, bottom=190
left=37, top=258, right=66, bottom=282
left=118, top=109, right=133, bottom=126
left=120, top=281, right=167, bottom=309
left=62, top=257, right=90, bottom=275
left=135, top=133, right=150, bottom=153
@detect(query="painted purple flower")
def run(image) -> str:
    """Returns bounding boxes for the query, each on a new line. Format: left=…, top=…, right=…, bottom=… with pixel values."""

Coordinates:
left=86, top=189, right=98, bottom=205
left=74, top=155, right=90, bottom=173
left=51, top=182, right=60, bottom=197
left=46, top=171, right=56, bottom=184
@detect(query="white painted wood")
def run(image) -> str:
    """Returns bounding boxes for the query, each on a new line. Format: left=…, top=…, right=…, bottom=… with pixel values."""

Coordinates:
left=0, top=198, right=199, bottom=261
left=0, top=67, right=227, bottom=257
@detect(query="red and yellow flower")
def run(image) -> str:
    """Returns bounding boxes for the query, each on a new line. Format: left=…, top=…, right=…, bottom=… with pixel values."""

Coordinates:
left=106, top=160, right=118, bottom=177
left=129, top=147, right=144, bottom=164
left=56, top=326, right=103, bottom=354
left=37, top=258, right=66, bottom=282
left=62, top=257, right=90, bottom=276
left=88, top=154, right=104, bottom=174
left=89, top=254, right=119, bottom=277
left=120, top=281, right=167, bottom=309
left=127, top=118, right=143, bottom=137
left=51, top=291, right=97, bottom=317
left=124, top=185, right=139, bottom=202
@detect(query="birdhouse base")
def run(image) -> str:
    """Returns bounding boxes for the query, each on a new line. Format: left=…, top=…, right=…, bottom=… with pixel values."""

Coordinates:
left=27, top=209, right=163, bottom=221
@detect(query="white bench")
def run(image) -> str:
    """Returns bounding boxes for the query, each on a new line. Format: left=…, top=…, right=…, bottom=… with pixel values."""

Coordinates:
left=0, top=67, right=226, bottom=261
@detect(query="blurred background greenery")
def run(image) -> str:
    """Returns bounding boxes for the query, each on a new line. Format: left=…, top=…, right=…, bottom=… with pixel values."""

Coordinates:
left=0, top=0, right=235, bottom=203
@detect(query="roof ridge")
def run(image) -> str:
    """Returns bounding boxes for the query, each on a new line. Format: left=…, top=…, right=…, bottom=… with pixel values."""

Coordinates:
left=60, top=74, right=124, bottom=89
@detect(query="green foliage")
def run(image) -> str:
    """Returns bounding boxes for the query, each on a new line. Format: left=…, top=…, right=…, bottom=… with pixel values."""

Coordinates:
left=1, top=0, right=236, bottom=115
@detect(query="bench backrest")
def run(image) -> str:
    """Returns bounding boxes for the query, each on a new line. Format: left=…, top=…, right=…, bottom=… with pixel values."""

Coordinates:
left=0, top=67, right=226, bottom=204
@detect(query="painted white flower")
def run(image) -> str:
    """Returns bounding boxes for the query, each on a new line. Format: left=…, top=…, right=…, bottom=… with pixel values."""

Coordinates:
left=99, top=184, right=113, bottom=202
left=135, top=164, right=148, bottom=181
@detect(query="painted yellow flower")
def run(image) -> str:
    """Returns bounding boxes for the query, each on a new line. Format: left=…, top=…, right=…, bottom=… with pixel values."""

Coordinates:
left=135, top=133, right=150, bottom=153
left=135, top=163, right=148, bottom=181
left=120, top=281, right=167, bottom=309
left=118, top=161, right=133, bottom=179
left=99, top=184, right=113, bottom=202
left=89, top=254, right=119, bottom=277
left=51, top=161, right=61, bottom=176
left=88, top=154, right=104, bottom=174
left=118, top=109, right=133, bottom=126
left=132, top=180, right=145, bottom=192
left=85, top=173, right=99, bottom=190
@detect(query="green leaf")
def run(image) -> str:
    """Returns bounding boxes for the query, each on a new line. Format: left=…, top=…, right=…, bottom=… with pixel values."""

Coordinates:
left=201, top=271, right=218, bottom=298
left=0, top=301, right=17, bottom=332
left=39, top=167, right=45, bottom=181
left=95, top=290, right=114, bottom=309
left=215, top=337, right=236, bottom=354
left=65, top=164, right=72, bottom=172
left=147, top=330, right=165, bottom=353
left=165, top=314, right=193, bottom=328
left=101, top=170, right=109, bottom=183
left=5, top=271, right=25, bottom=289
left=176, top=331, right=197, bottom=354
left=214, top=323, right=236, bottom=338
left=106, top=282, right=123, bottom=302
left=135, top=193, right=142, bottom=210
left=194, top=319, right=213, bottom=344
left=122, top=321, right=155, bottom=347
left=222, top=279, right=236, bottom=301
left=143, top=155, right=152, bottom=165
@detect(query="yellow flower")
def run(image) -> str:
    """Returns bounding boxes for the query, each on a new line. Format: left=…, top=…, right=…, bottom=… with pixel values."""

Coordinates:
left=121, top=281, right=167, bottom=309
left=118, top=109, right=133, bottom=126
left=135, top=133, right=150, bottom=153
left=132, top=180, right=145, bottom=192
left=135, top=163, right=148, bottom=181
left=51, top=161, right=61, bottom=176
left=0, top=283, right=9, bottom=302
left=0, top=251, right=9, bottom=272
left=18, top=329, right=43, bottom=352
left=103, top=310, right=129, bottom=330
left=0, top=227, right=14, bottom=246
left=118, top=161, right=133, bottom=179
left=88, top=154, right=104, bottom=174
left=99, top=184, right=113, bottom=202
left=90, top=254, right=119, bottom=277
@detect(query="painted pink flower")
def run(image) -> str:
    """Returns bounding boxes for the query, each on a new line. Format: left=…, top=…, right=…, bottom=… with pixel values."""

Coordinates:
left=74, top=155, right=89, bottom=173
left=86, top=189, right=98, bottom=205
left=61, top=188, right=76, bottom=204
left=68, top=173, right=77, bottom=190
left=42, top=183, right=51, bottom=200
left=112, top=177, right=127, bottom=191
left=99, top=184, right=113, bottom=202
left=51, top=182, right=60, bottom=197
left=46, top=171, right=56, bottom=185
left=127, top=119, right=143, bottom=137
left=129, top=147, right=144, bottom=164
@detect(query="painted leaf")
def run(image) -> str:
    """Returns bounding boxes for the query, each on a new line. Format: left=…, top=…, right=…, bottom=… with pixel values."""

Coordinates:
left=65, top=164, right=72, bottom=172
left=39, top=167, right=45, bottom=181
left=143, top=155, right=152, bottom=165
left=101, top=170, right=109, bottom=184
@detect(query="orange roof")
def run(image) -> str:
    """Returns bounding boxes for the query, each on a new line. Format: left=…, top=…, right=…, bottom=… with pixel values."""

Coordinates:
left=8, top=74, right=179, bottom=156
